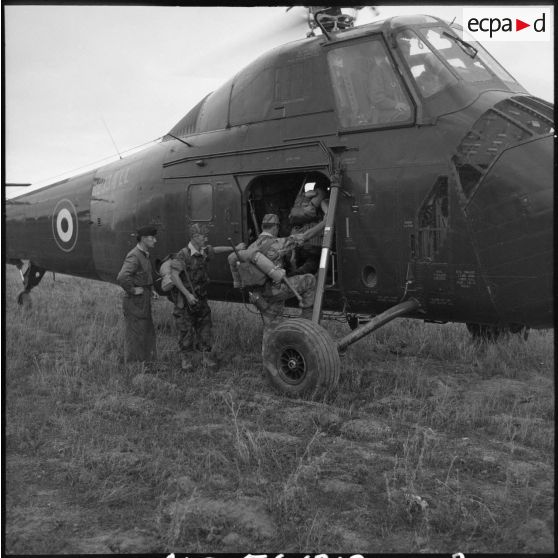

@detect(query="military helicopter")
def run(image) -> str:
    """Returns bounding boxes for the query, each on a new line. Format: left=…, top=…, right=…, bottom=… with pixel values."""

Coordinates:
left=5, top=7, right=553, bottom=396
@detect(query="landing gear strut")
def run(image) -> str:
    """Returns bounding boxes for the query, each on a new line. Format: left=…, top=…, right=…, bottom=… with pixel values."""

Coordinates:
left=15, top=261, right=47, bottom=306
left=262, top=299, right=421, bottom=396
left=260, top=146, right=422, bottom=397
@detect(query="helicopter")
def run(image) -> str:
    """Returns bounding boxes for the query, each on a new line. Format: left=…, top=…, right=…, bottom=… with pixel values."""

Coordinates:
left=5, top=7, right=553, bottom=396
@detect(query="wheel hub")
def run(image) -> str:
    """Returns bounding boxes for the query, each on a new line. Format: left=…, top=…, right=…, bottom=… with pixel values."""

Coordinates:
left=287, top=357, right=298, bottom=370
left=278, top=347, right=306, bottom=384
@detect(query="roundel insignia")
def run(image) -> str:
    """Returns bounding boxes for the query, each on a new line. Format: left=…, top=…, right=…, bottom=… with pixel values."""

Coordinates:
left=52, top=199, right=79, bottom=252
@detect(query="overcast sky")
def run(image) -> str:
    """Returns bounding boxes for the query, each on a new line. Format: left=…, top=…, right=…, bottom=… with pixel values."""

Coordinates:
left=3, top=5, right=554, bottom=197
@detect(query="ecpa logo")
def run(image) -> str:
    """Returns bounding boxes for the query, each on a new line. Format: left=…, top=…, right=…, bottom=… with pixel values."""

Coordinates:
left=463, top=7, right=552, bottom=42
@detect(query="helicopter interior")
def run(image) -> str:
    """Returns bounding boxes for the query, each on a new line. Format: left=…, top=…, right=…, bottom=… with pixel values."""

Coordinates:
left=245, top=171, right=336, bottom=281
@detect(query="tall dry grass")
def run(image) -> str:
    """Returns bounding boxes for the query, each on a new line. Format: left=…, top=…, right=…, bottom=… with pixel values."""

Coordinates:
left=3, top=266, right=554, bottom=553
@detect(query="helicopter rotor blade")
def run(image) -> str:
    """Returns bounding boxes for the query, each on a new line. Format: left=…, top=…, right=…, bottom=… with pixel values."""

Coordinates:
left=180, top=7, right=310, bottom=79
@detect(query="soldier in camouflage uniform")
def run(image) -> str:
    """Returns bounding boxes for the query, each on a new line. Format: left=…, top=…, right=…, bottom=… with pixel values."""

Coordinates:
left=116, top=226, right=158, bottom=364
left=289, top=183, right=329, bottom=275
left=170, top=223, right=234, bottom=372
left=243, top=213, right=325, bottom=329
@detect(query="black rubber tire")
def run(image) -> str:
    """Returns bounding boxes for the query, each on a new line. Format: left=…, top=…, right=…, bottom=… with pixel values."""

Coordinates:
left=263, top=318, right=340, bottom=397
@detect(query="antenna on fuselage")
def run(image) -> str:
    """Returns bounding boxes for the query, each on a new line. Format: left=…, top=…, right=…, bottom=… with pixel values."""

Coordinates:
left=101, top=116, right=123, bottom=160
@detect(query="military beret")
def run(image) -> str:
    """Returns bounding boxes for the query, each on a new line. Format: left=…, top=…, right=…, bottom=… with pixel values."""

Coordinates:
left=262, top=214, right=280, bottom=225
left=136, top=226, right=157, bottom=238
left=189, top=223, right=210, bottom=236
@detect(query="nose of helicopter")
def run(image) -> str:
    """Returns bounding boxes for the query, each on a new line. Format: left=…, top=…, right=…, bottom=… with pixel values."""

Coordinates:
left=464, top=135, right=553, bottom=328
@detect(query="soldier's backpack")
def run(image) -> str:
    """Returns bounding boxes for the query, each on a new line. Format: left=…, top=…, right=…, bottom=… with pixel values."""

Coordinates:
left=288, top=188, right=322, bottom=226
left=234, top=237, right=278, bottom=287
left=154, top=254, right=176, bottom=296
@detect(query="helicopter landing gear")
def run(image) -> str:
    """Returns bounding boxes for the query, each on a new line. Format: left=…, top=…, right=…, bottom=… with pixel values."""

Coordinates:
left=346, top=313, right=372, bottom=331
left=263, top=318, right=340, bottom=397
left=466, top=322, right=530, bottom=342
left=347, top=313, right=359, bottom=330
left=16, top=261, right=47, bottom=307
left=17, top=290, right=33, bottom=308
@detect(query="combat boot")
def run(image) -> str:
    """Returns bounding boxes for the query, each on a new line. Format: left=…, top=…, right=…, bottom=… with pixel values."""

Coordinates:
left=248, top=291, right=269, bottom=312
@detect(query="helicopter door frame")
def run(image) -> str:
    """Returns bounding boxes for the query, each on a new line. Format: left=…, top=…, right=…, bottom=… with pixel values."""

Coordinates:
left=234, top=170, right=340, bottom=293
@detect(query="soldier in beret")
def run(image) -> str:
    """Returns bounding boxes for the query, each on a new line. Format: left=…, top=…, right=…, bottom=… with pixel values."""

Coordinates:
left=170, top=223, right=235, bottom=372
left=116, top=226, right=158, bottom=364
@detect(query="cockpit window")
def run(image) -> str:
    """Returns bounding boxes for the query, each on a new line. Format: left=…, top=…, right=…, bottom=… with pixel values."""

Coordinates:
left=395, top=30, right=457, bottom=98
left=327, top=40, right=413, bottom=129
left=423, top=27, right=493, bottom=83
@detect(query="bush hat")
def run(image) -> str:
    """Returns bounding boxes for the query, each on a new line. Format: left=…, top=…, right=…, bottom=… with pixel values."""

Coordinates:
left=189, top=223, right=210, bottom=237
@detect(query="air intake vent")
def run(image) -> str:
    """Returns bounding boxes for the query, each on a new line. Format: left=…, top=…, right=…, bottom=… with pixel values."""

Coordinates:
left=453, top=95, right=552, bottom=200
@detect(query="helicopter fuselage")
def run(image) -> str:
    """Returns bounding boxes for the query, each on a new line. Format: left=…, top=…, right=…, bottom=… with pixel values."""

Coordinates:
left=5, top=15, right=553, bottom=330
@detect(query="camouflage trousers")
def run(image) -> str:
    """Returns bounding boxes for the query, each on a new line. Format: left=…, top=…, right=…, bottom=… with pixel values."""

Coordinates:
left=173, top=298, right=213, bottom=356
left=122, top=290, right=156, bottom=363
left=257, top=273, right=316, bottom=329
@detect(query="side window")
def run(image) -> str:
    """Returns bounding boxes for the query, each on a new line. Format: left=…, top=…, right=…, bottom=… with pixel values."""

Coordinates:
left=327, top=40, right=413, bottom=128
left=189, top=183, right=213, bottom=221
left=196, top=80, right=232, bottom=132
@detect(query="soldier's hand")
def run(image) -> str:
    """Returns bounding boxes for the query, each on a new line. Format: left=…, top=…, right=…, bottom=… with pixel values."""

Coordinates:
left=186, top=294, right=198, bottom=306
left=133, top=287, right=144, bottom=295
left=235, top=242, right=247, bottom=251
left=152, top=291, right=160, bottom=300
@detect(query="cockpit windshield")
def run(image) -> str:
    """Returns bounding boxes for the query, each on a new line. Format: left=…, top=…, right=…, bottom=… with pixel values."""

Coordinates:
left=450, top=23, right=520, bottom=85
left=395, top=29, right=457, bottom=98
left=395, top=24, right=521, bottom=96
left=422, top=27, right=493, bottom=82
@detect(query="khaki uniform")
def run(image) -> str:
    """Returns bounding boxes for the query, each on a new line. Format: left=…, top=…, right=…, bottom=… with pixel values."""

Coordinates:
left=170, top=242, right=215, bottom=356
left=116, top=246, right=157, bottom=363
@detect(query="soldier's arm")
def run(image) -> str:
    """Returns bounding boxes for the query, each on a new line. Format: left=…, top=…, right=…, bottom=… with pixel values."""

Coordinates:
left=300, top=219, right=326, bottom=242
left=212, top=246, right=234, bottom=255
left=117, top=252, right=142, bottom=295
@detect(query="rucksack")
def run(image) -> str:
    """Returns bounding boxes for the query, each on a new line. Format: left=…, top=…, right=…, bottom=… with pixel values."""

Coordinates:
left=234, top=237, right=277, bottom=288
left=237, top=260, right=268, bottom=287
left=154, top=254, right=176, bottom=296
left=288, top=188, right=322, bottom=226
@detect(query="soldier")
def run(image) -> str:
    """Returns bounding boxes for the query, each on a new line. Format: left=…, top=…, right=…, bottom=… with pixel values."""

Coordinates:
left=369, top=50, right=411, bottom=124
left=289, top=183, right=329, bottom=275
left=116, top=225, right=158, bottom=364
left=235, top=213, right=325, bottom=329
left=170, top=223, right=234, bottom=372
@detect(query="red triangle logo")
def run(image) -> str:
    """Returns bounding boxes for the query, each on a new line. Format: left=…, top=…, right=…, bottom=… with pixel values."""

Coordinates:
left=516, top=19, right=530, bottom=31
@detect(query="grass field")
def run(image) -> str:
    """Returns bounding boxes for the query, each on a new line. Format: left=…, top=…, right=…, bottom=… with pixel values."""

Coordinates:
left=3, top=266, right=554, bottom=553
